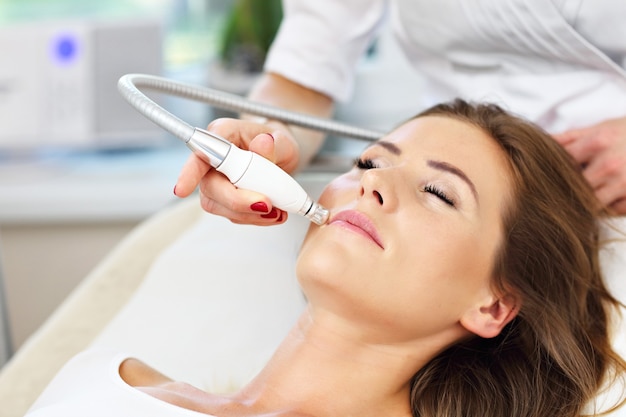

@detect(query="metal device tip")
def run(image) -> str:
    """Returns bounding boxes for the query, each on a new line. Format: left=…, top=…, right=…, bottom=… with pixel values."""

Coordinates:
left=307, top=203, right=330, bottom=225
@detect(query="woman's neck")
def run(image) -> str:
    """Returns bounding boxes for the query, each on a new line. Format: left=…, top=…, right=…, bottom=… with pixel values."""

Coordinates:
left=229, top=307, right=461, bottom=417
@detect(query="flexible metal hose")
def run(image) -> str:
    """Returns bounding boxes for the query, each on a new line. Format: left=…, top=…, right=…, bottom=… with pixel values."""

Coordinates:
left=118, top=73, right=383, bottom=143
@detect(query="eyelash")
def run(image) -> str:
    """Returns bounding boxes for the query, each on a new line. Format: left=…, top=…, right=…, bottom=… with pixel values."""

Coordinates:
left=423, top=184, right=455, bottom=207
left=354, top=157, right=378, bottom=170
left=355, top=157, right=455, bottom=207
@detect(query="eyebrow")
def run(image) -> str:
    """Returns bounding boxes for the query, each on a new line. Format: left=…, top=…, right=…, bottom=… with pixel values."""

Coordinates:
left=427, top=160, right=478, bottom=201
left=368, top=140, right=402, bottom=155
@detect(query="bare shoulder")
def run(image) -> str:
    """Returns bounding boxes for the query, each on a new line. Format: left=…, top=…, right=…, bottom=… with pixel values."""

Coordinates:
left=118, top=358, right=316, bottom=417
left=119, top=358, right=172, bottom=387
left=118, top=358, right=234, bottom=414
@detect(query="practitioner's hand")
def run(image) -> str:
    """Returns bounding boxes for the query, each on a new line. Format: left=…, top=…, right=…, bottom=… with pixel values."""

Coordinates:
left=554, top=115, right=626, bottom=215
left=174, top=118, right=299, bottom=225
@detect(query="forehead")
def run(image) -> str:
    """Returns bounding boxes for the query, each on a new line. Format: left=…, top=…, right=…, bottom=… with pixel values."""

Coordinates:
left=383, top=116, right=506, bottom=163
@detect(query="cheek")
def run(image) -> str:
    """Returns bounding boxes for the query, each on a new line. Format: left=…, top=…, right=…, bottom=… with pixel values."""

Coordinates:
left=392, top=215, right=499, bottom=305
left=316, top=173, right=359, bottom=208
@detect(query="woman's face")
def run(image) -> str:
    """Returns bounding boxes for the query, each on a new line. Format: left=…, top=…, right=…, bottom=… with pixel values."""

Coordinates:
left=297, top=115, right=515, bottom=344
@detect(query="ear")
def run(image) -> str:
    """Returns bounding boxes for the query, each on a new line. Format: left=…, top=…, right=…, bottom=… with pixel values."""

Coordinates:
left=459, top=292, right=520, bottom=339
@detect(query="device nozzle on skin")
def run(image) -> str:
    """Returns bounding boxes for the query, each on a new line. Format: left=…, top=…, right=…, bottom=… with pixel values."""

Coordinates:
left=301, top=198, right=330, bottom=226
left=186, top=128, right=330, bottom=225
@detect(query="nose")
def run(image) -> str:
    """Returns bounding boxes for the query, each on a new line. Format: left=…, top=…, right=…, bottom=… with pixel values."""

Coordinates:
left=359, top=169, right=397, bottom=210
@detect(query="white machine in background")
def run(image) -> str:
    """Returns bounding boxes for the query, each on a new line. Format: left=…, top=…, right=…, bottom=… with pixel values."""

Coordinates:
left=0, top=19, right=164, bottom=151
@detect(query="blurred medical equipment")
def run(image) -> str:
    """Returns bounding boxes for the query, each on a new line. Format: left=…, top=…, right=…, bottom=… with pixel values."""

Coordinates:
left=0, top=20, right=163, bottom=151
left=117, top=74, right=383, bottom=225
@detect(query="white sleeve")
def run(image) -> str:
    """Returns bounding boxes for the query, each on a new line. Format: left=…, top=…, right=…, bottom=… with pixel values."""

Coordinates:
left=264, top=0, right=388, bottom=102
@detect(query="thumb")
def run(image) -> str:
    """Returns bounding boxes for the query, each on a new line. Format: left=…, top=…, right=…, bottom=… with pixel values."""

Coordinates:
left=248, top=132, right=277, bottom=162
left=248, top=130, right=299, bottom=174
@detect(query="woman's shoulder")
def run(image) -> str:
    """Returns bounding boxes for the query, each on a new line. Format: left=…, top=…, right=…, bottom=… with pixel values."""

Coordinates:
left=25, top=348, right=213, bottom=417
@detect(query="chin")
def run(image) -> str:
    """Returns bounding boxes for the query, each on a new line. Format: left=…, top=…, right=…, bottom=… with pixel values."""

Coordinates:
left=296, top=232, right=353, bottom=294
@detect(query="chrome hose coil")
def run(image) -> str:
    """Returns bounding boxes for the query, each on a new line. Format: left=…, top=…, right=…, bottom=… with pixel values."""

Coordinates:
left=118, top=73, right=383, bottom=143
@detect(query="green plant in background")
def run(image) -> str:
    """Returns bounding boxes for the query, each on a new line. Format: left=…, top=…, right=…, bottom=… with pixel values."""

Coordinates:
left=218, top=0, right=282, bottom=73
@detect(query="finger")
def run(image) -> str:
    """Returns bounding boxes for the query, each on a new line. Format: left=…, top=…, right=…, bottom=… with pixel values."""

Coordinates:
left=197, top=168, right=289, bottom=225
left=248, top=132, right=277, bottom=162
left=591, top=160, right=626, bottom=210
left=248, top=129, right=299, bottom=173
left=198, top=169, right=274, bottom=215
left=269, top=127, right=299, bottom=173
left=560, top=131, right=597, bottom=165
left=237, top=132, right=300, bottom=178
left=593, top=174, right=626, bottom=213
left=581, top=154, right=609, bottom=190
left=207, top=118, right=300, bottom=173
left=552, top=127, right=589, bottom=146
left=174, top=154, right=212, bottom=197
left=594, top=181, right=622, bottom=210
left=583, top=150, right=626, bottom=190
left=199, top=193, right=288, bottom=226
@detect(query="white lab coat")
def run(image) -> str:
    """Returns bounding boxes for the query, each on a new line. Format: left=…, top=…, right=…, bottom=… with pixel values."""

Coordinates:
left=266, top=0, right=626, bottom=132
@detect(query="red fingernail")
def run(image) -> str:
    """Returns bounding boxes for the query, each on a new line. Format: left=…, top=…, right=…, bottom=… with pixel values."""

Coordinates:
left=173, top=185, right=178, bottom=196
left=261, top=207, right=279, bottom=219
left=276, top=211, right=284, bottom=222
left=250, top=202, right=269, bottom=213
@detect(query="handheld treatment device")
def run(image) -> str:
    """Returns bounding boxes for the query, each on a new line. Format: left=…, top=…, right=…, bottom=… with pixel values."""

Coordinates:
left=117, top=74, right=383, bottom=225
left=187, top=127, right=330, bottom=225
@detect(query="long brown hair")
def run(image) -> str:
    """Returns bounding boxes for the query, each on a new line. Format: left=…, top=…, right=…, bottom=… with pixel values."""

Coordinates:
left=408, top=99, right=625, bottom=416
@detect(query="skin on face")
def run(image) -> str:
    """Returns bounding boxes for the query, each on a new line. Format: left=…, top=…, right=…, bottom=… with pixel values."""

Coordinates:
left=296, top=116, right=515, bottom=346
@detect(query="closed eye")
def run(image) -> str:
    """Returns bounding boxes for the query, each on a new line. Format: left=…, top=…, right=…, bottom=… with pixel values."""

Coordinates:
left=424, top=184, right=455, bottom=207
left=354, top=157, right=378, bottom=170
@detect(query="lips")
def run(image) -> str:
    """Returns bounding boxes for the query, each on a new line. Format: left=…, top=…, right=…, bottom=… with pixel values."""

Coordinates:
left=329, top=210, right=384, bottom=249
